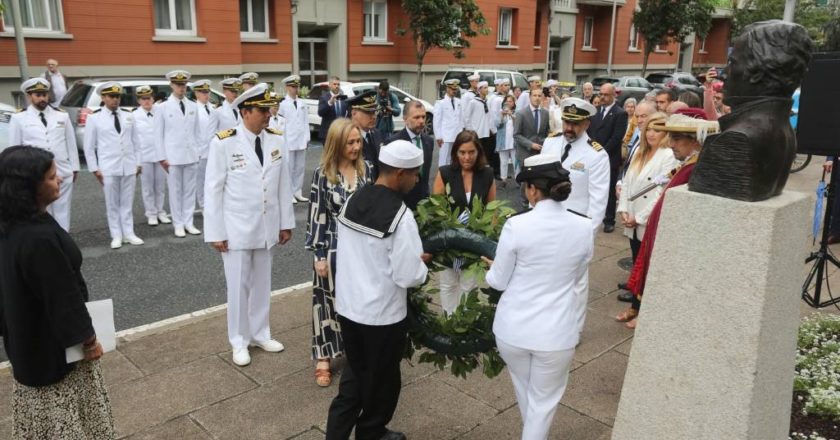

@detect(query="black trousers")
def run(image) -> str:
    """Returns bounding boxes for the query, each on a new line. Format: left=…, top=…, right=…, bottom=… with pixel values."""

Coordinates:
left=326, top=316, right=408, bottom=440
left=481, top=136, right=500, bottom=179
left=604, top=165, right=619, bottom=225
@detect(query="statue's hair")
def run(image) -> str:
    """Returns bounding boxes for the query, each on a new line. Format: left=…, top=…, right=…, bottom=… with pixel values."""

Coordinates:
left=739, top=20, right=813, bottom=97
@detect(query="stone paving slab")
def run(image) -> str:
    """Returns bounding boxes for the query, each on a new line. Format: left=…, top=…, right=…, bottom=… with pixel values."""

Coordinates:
left=125, top=416, right=211, bottom=440
left=460, top=404, right=611, bottom=440
left=436, top=366, right=517, bottom=412
left=576, top=294, right=635, bottom=365
left=561, top=351, right=629, bottom=427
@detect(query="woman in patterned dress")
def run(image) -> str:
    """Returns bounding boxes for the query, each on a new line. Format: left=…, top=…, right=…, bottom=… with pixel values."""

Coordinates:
left=0, top=146, right=115, bottom=439
left=305, top=118, right=373, bottom=387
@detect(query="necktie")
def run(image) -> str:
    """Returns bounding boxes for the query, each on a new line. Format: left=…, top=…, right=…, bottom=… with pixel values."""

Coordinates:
left=204, top=104, right=210, bottom=115
left=413, top=135, right=424, bottom=177
left=533, top=109, right=540, bottom=131
left=39, top=112, right=47, bottom=127
left=335, top=97, right=341, bottom=116
left=113, top=111, right=121, bottom=133
left=562, top=143, right=571, bottom=162
left=451, top=98, right=455, bottom=110
left=255, top=136, right=264, bottom=166
left=233, top=109, right=239, bottom=121
left=179, top=100, right=185, bottom=115
left=481, top=100, right=488, bottom=113
left=146, top=112, right=152, bottom=118
left=293, top=100, right=298, bottom=109
left=366, top=132, right=373, bottom=149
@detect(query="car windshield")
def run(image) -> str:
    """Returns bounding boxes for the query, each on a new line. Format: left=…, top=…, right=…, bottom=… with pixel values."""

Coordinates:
left=512, top=74, right=529, bottom=91
left=61, top=83, right=92, bottom=107
left=592, top=78, right=618, bottom=87
left=646, top=74, right=671, bottom=84
left=307, top=85, right=327, bottom=100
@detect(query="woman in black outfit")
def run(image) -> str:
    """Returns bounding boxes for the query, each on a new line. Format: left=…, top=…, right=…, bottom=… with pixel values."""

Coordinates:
left=431, top=130, right=497, bottom=314
left=0, top=146, right=115, bottom=439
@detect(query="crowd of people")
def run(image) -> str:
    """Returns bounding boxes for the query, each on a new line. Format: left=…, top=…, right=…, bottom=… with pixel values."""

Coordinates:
left=1, top=56, right=731, bottom=439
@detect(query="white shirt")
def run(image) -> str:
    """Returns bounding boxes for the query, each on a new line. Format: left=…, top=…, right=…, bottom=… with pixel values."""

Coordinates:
left=487, top=200, right=593, bottom=351
left=487, top=93, right=505, bottom=134
left=132, top=107, right=158, bottom=163
left=433, top=95, right=464, bottom=143
left=516, top=90, right=531, bottom=112
left=464, top=96, right=492, bottom=138
left=542, top=132, right=610, bottom=231
left=8, top=106, right=79, bottom=177
left=278, top=96, right=309, bottom=151
left=42, top=71, right=67, bottom=105
left=335, top=205, right=428, bottom=325
left=204, top=123, right=295, bottom=250
left=215, top=100, right=240, bottom=131
left=154, top=94, right=201, bottom=165
left=196, top=100, right=219, bottom=159
left=83, top=108, right=140, bottom=176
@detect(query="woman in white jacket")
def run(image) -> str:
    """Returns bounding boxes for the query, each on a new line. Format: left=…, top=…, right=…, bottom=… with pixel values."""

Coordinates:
left=615, top=112, right=678, bottom=328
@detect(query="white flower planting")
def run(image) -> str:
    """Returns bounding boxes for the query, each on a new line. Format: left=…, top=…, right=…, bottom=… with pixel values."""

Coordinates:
left=790, top=314, right=840, bottom=440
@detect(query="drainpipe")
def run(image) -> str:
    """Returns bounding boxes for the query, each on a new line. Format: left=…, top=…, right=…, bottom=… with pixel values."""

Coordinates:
left=783, top=0, right=796, bottom=22
left=9, top=0, right=30, bottom=84
left=606, top=0, right=618, bottom=76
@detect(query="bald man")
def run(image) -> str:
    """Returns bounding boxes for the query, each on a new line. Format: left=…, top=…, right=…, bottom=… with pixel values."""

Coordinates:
left=587, top=83, right=628, bottom=233
left=42, top=59, right=68, bottom=105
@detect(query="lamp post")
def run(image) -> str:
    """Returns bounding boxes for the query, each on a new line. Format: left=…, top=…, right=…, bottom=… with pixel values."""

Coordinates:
left=606, top=0, right=619, bottom=76
left=9, top=0, right=30, bottom=84
left=783, top=0, right=796, bottom=22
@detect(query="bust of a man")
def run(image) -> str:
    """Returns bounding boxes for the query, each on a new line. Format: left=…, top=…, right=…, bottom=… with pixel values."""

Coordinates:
left=688, top=20, right=813, bottom=202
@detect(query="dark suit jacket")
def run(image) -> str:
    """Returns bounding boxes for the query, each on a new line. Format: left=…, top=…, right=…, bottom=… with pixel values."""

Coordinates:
left=317, top=93, right=348, bottom=140
left=513, top=106, right=549, bottom=162
left=588, top=104, right=628, bottom=168
left=363, top=129, right=385, bottom=181
left=388, top=128, right=434, bottom=209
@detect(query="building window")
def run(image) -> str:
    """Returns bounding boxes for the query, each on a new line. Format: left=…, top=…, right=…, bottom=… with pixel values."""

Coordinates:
left=582, top=16, right=594, bottom=49
left=240, top=0, right=269, bottom=38
left=363, top=0, right=387, bottom=41
left=1, top=0, right=64, bottom=33
left=629, top=24, right=639, bottom=50
left=154, top=0, right=197, bottom=36
left=498, top=8, right=513, bottom=46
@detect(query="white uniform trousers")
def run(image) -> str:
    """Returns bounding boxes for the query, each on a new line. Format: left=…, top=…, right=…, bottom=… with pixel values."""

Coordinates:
left=496, top=338, right=575, bottom=440
left=287, top=149, right=306, bottom=197
left=47, top=176, right=74, bottom=231
left=221, top=248, right=273, bottom=350
left=140, top=162, right=167, bottom=218
left=438, top=268, right=478, bottom=315
left=439, top=142, right=453, bottom=167
left=102, top=175, right=137, bottom=240
left=167, top=163, right=197, bottom=228
left=575, top=270, right=589, bottom=334
left=195, top=158, right=207, bottom=209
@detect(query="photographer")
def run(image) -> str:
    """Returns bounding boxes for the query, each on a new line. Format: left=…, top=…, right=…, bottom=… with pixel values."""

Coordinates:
left=375, top=80, right=402, bottom=139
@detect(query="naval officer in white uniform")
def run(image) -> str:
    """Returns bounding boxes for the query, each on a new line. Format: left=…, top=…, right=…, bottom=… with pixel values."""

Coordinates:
left=433, top=79, right=465, bottom=167
left=215, top=78, right=242, bottom=131
left=278, top=74, right=310, bottom=202
left=82, top=82, right=143, bottom=249
left=192, top=79, right=218, bottom=212
left=484, top=154, right=594, bottom=440
left=132, top=85, right=171, bottom=226
left=204, top=83, right=295, bottom=367
left=7, top=78, right=80, bottom=231
left=541, top=98, right=609, bottom=334
left=155, top=70, right=202, bottom=237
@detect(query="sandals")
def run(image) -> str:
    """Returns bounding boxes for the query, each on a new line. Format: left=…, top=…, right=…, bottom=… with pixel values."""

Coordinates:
left=615, top=308, right=638, bottom=323
left=315, top=360, right=331, bottom=387
left=625, top=317, right=638, bottom=330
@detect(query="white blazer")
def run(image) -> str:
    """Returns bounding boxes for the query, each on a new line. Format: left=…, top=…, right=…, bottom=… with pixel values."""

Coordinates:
left=617, top=147, right=679, bottom=240
left=203, top=124, right=295, bottom=250
left=154, top=95, right=200, bottom=165
left=195, top=101, right=219, bottom=159
left=433, top=96, right=465, bottom=142
left=278, top=97, right=309, bottom=151
left=131, top=107, right=159, bottom=163
left=83, top=108, right=140, bottom=176
left=8, top=106, right=79, bottom=177
left=487, top=200, right=594, bottom=351
left=215, top=100, right=240, bottom=131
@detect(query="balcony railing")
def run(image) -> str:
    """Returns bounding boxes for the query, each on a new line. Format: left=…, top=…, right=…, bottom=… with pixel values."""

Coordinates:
left=554, top=0, right=574, bottom=9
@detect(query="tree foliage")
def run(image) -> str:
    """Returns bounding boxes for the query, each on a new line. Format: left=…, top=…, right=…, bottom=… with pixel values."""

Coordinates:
left=731, top=0, right=838, bottom=49
left=633, top=0, right=716, bottom=76
left=396, top=0, right=490, bottom=96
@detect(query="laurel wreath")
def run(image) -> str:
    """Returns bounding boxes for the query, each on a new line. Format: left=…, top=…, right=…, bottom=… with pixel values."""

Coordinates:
left=404, top=191, right=516, bottom=379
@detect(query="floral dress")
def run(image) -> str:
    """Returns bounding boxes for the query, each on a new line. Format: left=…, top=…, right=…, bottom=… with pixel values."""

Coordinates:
left=305, top=161, right=373, bottom=359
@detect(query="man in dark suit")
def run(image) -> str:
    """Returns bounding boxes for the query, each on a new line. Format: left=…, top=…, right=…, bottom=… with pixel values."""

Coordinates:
left=387, top=100, right=434, bottom=209
left=347, top=90, right=384, bottom=181
left=513, top=88, right=549, bottom=207
left=317, top=76, right=348, bottom=141
left=587, top=83, right=628, bottom=232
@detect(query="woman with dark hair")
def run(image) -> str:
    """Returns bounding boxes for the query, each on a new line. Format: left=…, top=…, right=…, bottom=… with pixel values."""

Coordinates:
left=483, top=154, right=594, bottom=440
left=431, top=130, right=496, bottom=314
left=0, top=145, right=115, bottom=439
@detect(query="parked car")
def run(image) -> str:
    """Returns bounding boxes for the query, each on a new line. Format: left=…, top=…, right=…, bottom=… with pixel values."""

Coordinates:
left=60, top=78, right=224, bottom=152
left=612, top=76, right=655, bottom=106
left=645, top=72, right=704, bottom=101
left=303, top=81, right=435, bottom=135
left=591, top=76, right=619, bottom=89
left=439, top=69, right=530, bottom=98
left=0, top=102, right=15, bottom=151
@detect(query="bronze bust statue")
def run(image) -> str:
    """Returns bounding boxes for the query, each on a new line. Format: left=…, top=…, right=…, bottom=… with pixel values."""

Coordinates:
left=688, top=20, right=813, bottom=202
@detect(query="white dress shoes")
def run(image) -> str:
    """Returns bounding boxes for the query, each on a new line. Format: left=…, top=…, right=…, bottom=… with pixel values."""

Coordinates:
left=110, top=238, right=122, bottom=249
left=147, top=216, right=159, bottom=226
left=294, top=193, right=309, bottom=203
left=174, top=227, right=186, bottom=238
left=157, top=213, right=172, bottom=224
left=251, top=339, right=285, bottom=353
left=232, top=348, right=251, bottom=366
left=185, top=225, right=202, bottom=235
left=124, top=236, right=145, bottom=246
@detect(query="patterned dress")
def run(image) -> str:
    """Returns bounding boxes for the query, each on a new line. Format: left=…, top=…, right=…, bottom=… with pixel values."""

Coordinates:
left=305, top=161, right=373, bottom=359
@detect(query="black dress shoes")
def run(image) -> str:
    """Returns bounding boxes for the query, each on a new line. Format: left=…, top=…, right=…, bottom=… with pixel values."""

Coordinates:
left=618, top=291, right=634, bottom=302
left=380, top=430, right=407, bottom=440
left=617, top=282, right=628, bottom=290
left=603, top=224, right=615, bottom=233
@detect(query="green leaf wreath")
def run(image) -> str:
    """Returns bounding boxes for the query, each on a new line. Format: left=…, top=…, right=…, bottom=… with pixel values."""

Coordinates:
left=405, top=190, right=516, bottom=379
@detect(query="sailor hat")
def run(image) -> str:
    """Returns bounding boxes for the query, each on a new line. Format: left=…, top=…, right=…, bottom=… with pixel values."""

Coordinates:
left=379, top=139, right=424, bottom=169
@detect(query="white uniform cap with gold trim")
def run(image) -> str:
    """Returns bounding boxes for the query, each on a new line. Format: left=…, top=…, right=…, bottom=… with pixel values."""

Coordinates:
left=282, top=74, right=301, bottom=87
left=96, top=81, right=123, bottom=96
left=166, top=70, right=191, bottom=83
left=220, top=78, right=242, bottom=91
left=191, top=79, right=212, bottom=92
left=239, top=72, right=259, bottom=84
left=21, top=77, right=51, bottom=94
left=231, top=83, right=279, bottom=108
left=444, top=78, right=461, bottom=89
left=559, top=97, right=597, bottom=122
left=379, top=139, right=423, bottom=169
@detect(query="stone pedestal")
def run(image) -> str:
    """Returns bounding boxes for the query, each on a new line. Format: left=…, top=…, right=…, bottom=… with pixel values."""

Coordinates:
left=612, top=187, right=810, bottom=440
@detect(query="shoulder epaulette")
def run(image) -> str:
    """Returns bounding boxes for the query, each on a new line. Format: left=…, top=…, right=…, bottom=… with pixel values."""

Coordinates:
left=506, top=208, right=531, bottom=219
left=216, top=128, right=236, bottom=140
left=588, top=139, right=603, bottom=152
left=265, top=128, right=283, bottom=136
left=92, top=108, right=102, bottom=113
left=567, top=209, right=590, bottom=219
left=49, top=105, right=65, bottom=112
left=547, top=131, right=562, bottom=138
left=16, top=108, right=24, bottom=113
left=120, top=108, right=132, bottom=112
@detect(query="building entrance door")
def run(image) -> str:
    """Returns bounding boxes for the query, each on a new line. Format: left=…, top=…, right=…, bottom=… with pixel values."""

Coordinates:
left=299, top=37, right=328, bottom=89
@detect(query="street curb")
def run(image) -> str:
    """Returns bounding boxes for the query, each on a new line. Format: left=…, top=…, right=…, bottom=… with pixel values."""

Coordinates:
left=0, top=282, right=313, bottom=372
